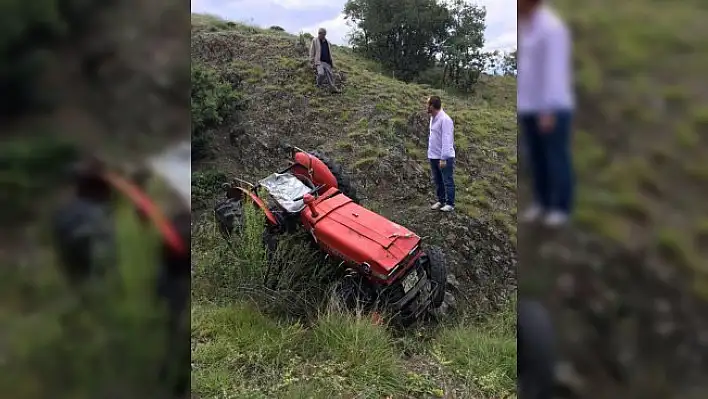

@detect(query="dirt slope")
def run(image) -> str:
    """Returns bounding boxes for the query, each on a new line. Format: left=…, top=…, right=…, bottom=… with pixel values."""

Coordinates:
left=190, top=18, right=518, bottom=314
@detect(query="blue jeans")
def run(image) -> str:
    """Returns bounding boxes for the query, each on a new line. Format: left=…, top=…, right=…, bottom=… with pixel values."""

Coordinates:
left=519, top=110, right=574, bottom=214
left=430, top=158, right=455, bottom=206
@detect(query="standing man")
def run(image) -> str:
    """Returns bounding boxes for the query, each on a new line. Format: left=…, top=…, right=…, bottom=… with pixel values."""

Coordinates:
left=309, top=28, right=339, bottom=92
left=518, top=0, right=575, bottom=227
left=427, top=96, right=455, bottom=212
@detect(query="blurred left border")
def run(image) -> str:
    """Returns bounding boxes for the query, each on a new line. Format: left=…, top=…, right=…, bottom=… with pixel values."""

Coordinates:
left=0, top=0, right=191, bottom=398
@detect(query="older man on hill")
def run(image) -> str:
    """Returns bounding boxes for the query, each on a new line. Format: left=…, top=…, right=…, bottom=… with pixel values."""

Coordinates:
left=309, top=27, right=339, bottom=92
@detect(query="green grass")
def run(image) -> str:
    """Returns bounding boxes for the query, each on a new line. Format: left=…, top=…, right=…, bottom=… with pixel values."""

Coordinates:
left=0, top=197, right=179, bottom=397
left=192, top=299, right=513, bottom=399
left=539, top=0, right=708, bottom=291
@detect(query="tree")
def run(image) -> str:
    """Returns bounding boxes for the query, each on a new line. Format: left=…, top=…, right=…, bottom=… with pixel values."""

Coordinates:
left=501, top=49, right=517, bottom=76
left=343, top=0, right=489, bottom=90
left=344, top=0, right=451, bottom=81
left=439, top=0, right=486, bottom=91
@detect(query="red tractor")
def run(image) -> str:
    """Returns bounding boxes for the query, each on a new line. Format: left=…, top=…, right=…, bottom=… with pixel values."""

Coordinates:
left=214, top=148, right=457, bottom=326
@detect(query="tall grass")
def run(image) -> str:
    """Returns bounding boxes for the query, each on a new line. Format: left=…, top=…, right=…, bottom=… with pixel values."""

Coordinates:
left=192, top=198, right=339, bottom=319
left=0, top=200, right=180, bottom=397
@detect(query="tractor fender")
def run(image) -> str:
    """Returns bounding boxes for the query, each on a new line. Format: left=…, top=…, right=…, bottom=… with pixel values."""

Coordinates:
left=234, top=186, right=279, bottom=226
left=292, top=151, right=339, bottom=192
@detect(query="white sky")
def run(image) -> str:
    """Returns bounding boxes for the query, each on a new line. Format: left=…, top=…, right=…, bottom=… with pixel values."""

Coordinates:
left=193, top=0, right=517, bottom=52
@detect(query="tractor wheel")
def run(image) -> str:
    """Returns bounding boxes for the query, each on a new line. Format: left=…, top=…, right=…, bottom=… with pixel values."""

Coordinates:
left=215, top=198, right=286, bottom=289
left=429, top=276, right=458, bottom=321
left=518, top=300, right=556, bottom=399
left=425, top=246, right=447, bottom=308
left=425, top=247, right=459, bottom=321
left=310, top=150, right=360, bottom=203
left=331, top=271, right=367, bottom=311
left=214, top=197, right=243, bottom=240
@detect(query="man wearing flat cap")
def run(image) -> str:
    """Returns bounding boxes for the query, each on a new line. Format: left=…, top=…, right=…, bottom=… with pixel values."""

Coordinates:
left=310, top=27, right=339, bottom=92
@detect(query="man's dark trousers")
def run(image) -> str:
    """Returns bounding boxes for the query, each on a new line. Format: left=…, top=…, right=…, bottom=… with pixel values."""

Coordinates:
left=430, top=158, right=455, bottom=206
left=519, top=110, right=574, bottom=214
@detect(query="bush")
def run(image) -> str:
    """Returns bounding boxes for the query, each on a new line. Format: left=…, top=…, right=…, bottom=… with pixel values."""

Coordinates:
left=269, top=25, right=285, bottom=31
left=416, top=66, right=446, bottom=89
left=191, top=63, right=245, bottom=160
left=191, top=169, right=228, bottom=209
left=191, top=200, right=268, bottom=302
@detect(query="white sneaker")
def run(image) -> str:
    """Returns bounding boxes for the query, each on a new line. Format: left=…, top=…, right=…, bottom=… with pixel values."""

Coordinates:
left=520, top=204, right=544, bottom=222
left=543, top=210, right=569, bottom=227
left=440, top=205, right=454, bottom=212
left=431, top=202, right=443, bottom=210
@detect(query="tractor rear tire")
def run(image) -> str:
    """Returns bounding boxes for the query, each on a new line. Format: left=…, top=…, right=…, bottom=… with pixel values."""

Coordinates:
left=214, top=198, right=243, bottom=240
left=310, top=150, right=360, bottom=203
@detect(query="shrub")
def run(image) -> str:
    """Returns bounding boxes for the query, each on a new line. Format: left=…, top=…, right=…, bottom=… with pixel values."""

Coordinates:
left=191, top=169, right=228, bottom=209
left=191, top=63, right=245, bottom=160
left=269, top=25, right=285, bottom=31
left=191, top=200, right=268, bottom=302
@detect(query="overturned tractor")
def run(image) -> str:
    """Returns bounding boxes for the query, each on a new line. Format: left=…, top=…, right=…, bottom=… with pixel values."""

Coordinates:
left=214, top=147, right=457, bottom=326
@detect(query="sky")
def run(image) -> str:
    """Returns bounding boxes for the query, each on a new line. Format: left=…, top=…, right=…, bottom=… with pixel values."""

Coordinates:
left=191, top=0, right=517, bottom=53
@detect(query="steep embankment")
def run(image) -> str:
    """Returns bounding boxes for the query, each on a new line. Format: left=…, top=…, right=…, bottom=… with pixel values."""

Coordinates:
left=191, top=16, right=518, bottom=309
left=520, top=1, right=708, bottom=398
left=190, top=14, right=518, bottom=399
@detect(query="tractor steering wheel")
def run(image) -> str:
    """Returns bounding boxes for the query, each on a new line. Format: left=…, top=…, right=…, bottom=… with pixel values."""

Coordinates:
left=292, top=184, right=325, bottom=202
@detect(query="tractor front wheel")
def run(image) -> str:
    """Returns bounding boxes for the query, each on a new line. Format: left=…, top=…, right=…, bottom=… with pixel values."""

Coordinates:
left=425, top=246, right=447, bottom=308
left=424, top=246, right=458, bottom=321
left=331, top=271, right=368, bottom=311
left=518, top=300, right=556, bottom=399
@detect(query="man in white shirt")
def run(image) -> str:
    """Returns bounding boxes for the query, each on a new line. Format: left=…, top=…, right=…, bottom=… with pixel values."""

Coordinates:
left=518, top=0, right=575, bottom=227
left=427, top=96, right=456, bottom=212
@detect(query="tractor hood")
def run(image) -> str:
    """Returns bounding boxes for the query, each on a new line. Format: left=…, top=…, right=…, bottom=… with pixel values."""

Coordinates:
left=307, top=195, right=421, bottom=278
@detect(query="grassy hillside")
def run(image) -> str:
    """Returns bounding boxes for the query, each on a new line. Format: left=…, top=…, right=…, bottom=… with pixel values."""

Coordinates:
left=190, top=13, right=518, bottom=399
left=519, top=1, right=708, bottom=397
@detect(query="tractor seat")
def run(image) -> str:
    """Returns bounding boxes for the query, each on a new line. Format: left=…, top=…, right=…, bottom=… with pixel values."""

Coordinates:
left=258, top=173, right=311, bottom=213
